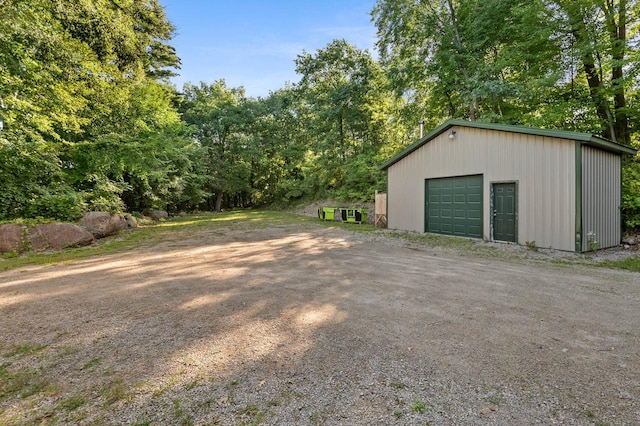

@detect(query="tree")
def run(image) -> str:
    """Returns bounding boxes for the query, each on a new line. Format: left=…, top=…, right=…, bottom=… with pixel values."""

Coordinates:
left=551, top=0, right=638, bottom=144
left=0, top=0, right=188, bottom=219
left=373, top=0, right=564, bottom=124
left=245, top=87, right=308, bottom=204
left=372, top=0, right=639, bottom=144
left=181, top=81, right=253, bottom=212
left=294, top=39, right=403, bottom=199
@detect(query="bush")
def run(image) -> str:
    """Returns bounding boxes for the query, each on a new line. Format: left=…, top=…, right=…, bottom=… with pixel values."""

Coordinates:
left=622, top=159, right=640, bottom=228
left=26, top=190, right=87, bottom=222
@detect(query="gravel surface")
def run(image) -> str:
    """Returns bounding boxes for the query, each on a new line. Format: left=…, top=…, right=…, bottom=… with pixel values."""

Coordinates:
left=0, top=220, right=639, bottom=425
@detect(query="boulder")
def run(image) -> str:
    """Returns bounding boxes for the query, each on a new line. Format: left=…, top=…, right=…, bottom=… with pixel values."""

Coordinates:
left=29, top=223, right=94, bottom=251
left=80, top=212, right=127, bottom=238
left=123, top=214, right=138, bottom=228
left=0, top=224, right=26, bottom=253
left=149, top=210, right=169, bottom=220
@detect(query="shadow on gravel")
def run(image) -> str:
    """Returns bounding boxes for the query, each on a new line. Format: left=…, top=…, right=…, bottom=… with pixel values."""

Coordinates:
left=1, top=224, right=639, bottom=425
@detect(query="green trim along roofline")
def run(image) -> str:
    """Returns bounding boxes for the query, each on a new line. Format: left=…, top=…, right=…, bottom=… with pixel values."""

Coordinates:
left=379, top=119, right=637, bottom=170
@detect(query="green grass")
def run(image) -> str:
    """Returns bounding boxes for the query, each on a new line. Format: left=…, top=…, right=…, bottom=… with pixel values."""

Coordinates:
left=409, top=396, right=426, bottom=414
left=0, top=363, right=49, bottom=400
left=82, top=358, right=101, bottom=371
left=101, top=377, right=128, bottom=405
left=237, top=404, right=266, bottom=426
left=0, top=210, right=374, bottom=273
left=0, top=209, right=635, bottom=273
left=172, top=399, right=194, bottom=426
left=597, top=255, right=640, bottom=272
left=59, top=394, right=86, bottom=411
left=3, top=343, right=47, bottom=358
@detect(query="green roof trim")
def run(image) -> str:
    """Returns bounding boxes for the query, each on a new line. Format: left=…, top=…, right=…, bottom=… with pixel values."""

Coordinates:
left=379, top=119, right=637, bottom=170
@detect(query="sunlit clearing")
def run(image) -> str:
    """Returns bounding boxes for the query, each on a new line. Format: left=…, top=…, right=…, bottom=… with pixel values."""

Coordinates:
left=178, top=294, right=229, bottom=310
left=294, top=303, right=346, bottom=327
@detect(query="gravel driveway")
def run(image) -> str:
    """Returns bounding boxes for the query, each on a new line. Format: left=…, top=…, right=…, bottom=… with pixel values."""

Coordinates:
left=1, top=221, right=639, bottom=425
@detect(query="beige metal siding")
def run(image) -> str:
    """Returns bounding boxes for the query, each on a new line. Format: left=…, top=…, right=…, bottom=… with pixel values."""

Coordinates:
left=582, top=146, right=621, bottom=250
left=387, top=127, right=576, bottom=251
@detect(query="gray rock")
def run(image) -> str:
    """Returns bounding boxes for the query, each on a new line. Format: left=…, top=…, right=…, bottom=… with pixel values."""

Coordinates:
left=0, top=224, right=26, bottom=253
left=622, top=236, right=637, bottom=245
left=80, top=212, right=127, bottom=238
left=150, top=210, right=169, bottom=220
left=124, top=214, right=138, bottom=228
left=29, top=223, right=94, bottom=251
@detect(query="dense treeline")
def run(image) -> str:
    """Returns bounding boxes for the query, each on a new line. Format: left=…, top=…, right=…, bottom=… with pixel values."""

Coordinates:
left=1, top=0, right=639, bottom=226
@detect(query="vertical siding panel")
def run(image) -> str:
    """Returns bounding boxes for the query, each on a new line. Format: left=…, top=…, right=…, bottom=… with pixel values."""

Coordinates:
left=581, top=146, right=621, bottom=251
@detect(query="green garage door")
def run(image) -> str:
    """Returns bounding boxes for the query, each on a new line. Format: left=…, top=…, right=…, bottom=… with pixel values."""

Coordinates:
left=425, top=175, right=483, bottom=238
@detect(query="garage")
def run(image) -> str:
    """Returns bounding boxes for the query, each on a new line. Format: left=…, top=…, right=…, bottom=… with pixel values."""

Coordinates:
left=380, top=119, right=636, bottom=252
left=425, top=175, right=482, bottom=238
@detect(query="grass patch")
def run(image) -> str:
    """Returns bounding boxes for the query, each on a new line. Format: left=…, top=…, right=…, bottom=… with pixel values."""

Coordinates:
left=82, top=358, right=101, bottom=370
left=172, top=399, right=194, bottom=426
left=1, top=251, right=19, bottom=259
left=59, top=394, right=86, bottom=411
left=0, top=362, right=49, bottom=400
left=409, top=396, right=426, bottom=414
left=101, top=378, right=128, bottom=405
left=597, top=255, right=640, bottom=272
left=1, top=209, right=635, bottom=273
left=237, top=404, right=266, bottom=426
left=3, top=343, right=47, bottom=358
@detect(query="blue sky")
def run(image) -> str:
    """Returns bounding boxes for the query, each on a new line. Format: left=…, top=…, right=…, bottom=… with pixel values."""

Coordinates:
left=159, top=0, right=378, bottom=97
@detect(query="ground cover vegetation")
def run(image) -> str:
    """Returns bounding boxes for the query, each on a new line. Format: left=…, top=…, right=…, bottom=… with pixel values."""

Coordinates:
left=1, top=211, right=638, bottom=273
left=1, top=0, right=639, bottom=226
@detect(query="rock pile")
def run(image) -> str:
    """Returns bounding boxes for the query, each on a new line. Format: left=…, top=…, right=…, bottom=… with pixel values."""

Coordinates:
left=80, top=212, right=133, bottom=238
left=622, top=231, right=640, bottom=250
left=0, top=210, right=149, bottom=254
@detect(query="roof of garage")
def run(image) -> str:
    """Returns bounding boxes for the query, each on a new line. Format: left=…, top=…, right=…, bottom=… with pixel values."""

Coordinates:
left=380, top=119, right=637, bottom=170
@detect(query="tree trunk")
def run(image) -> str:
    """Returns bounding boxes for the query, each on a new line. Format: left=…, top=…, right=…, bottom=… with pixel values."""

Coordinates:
left=603, top=0, right=630, bottom=145
left=215, top=191, right=223, bottom=212
left=446, top=0, right=476, bottom=121
left=566, top=1, right=630, bottom=144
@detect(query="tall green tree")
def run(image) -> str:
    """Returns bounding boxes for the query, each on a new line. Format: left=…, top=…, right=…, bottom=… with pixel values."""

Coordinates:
left=181, top=81, right=254, bottom=212
left=550, top=0, right=638, bottom=144
left=246, top=87, right=308, bottom=203
left=0, top=0, right=188, bottom=219
left=294, top=39, right=403, bottom=200
left=373, top=0, right=639, bottom=144
left=373, top=0, right=563, bottom=125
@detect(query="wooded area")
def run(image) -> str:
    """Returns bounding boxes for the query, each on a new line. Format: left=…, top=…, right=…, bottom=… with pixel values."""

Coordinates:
left=1, top=0, right=639, bottom=226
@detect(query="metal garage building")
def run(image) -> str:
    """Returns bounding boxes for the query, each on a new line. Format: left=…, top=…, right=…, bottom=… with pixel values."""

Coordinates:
left=380, top=120, right=636, bottom=252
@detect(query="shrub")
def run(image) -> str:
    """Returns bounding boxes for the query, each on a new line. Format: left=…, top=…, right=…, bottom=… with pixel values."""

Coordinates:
left=622, top=159, right=640, bottom=228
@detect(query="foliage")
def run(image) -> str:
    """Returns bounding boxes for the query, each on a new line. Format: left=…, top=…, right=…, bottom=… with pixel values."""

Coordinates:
left=0, top=0, right=200, bottom=220
left=180, top=81, right=254, bottom=211
left=598, top=255, right=640, bottom=272
left=373, top=0, right=562, bottom=124
left=293, top=40, right=404, bottom=201
left=1, top=0, right=639, bottom=225
left=622, top=158, right=640, bottom=227
left=373, top=0, right=639, bottom=145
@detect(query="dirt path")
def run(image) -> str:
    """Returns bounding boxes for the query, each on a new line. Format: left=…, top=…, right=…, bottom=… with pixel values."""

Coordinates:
left=1, top=223, right=639, bottom=425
